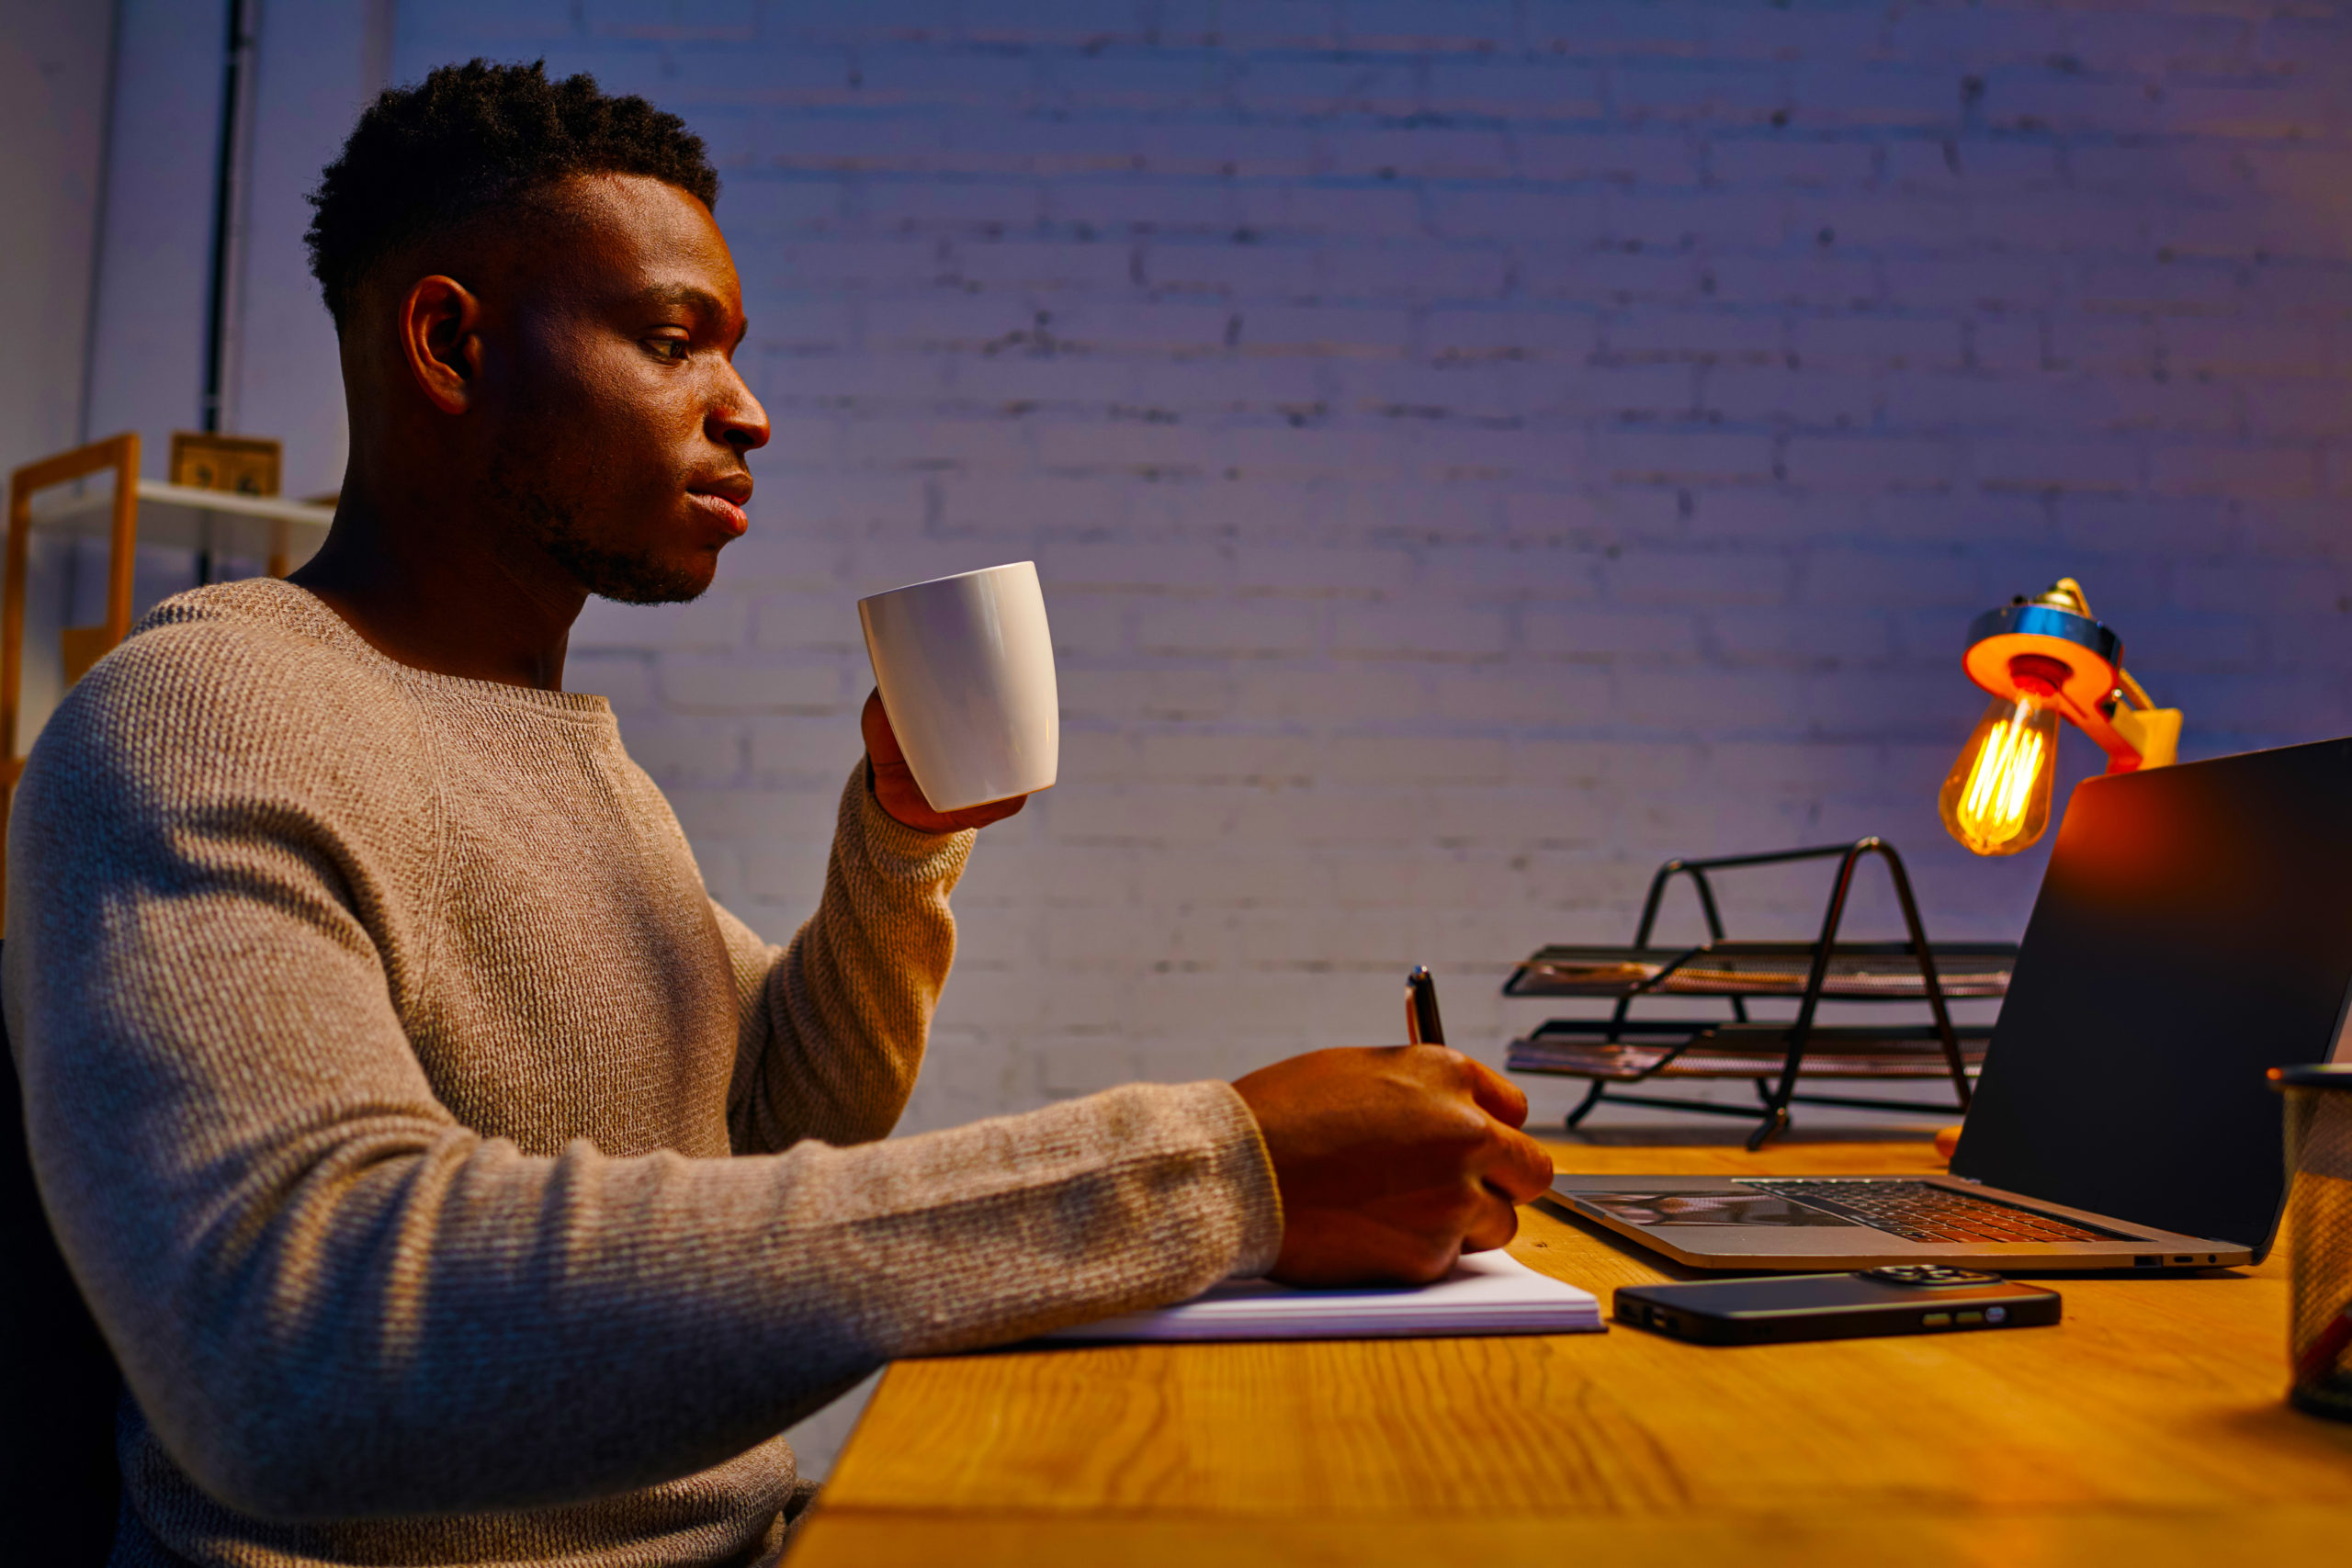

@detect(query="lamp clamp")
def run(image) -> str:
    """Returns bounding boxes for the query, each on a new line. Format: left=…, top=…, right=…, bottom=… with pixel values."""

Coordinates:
left=1961, top=578, right=2179, bottom=773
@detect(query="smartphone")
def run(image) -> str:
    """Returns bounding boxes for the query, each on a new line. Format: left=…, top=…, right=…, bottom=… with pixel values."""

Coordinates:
left=1614, top=1266, right=2062, bottom=1346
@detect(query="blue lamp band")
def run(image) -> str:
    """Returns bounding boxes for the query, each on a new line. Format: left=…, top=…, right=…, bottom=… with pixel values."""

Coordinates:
left=1964, top=604, right=2123, bottom=668
left=1961, top=603, right=2127, bottom=726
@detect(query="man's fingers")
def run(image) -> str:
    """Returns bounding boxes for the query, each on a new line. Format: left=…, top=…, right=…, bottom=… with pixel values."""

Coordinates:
left=1459, top=1185, right=1522, bottom=1254
left=867, top=688, right=1032, bottom=833
left=1250, top=1043, right=1558, bottom=1286
left=1481, top=1122, right=1556, bottom=1203
left=859, top=690, right=899, bottom=762
left=944, top=794, right=1028, bottom=830
left=1458, top=1054, right=1532, bottom=1129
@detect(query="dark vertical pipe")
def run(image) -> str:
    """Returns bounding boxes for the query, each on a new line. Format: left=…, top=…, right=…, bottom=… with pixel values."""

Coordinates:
left=197, top=0, right=253, bottom=586
left=199, top=0, right=253, bottom=439
left=76, top=0, right=128, bottom=448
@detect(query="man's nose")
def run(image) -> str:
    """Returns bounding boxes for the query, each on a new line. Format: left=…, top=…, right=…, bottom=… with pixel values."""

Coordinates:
left=709, top=359, right=770, bottom=453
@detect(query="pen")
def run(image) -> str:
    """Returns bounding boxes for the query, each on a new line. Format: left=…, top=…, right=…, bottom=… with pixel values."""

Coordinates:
left=1406, top=965, right=1446, bottom=1047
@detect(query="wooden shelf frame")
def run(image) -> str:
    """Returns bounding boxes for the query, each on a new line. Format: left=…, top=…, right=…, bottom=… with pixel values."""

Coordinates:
left=5, top=433, right=139, bottom=800
left=1, top=433, right=334, bottom=928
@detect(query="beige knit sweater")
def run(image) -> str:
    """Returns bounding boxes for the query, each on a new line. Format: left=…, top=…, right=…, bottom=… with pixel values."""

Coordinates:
left=4, top=579, right=1281, bottom=1568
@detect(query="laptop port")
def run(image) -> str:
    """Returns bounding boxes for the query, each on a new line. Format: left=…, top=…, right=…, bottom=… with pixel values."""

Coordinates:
left=2173, top=1256, right=2192, bottom=1264
left=2134, top=1256, right=2161, bottom=1268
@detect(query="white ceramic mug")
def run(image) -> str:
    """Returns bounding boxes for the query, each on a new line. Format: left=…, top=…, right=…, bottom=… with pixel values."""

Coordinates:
left=858, top=561, right=1059, bottom=813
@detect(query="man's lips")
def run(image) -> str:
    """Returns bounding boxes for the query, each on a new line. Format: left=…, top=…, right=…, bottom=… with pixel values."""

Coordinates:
left=687, top=478, right=752, bottom=536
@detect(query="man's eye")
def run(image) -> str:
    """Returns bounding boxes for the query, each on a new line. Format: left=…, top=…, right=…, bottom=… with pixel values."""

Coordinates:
left=645, top=337, right=690, bottom=362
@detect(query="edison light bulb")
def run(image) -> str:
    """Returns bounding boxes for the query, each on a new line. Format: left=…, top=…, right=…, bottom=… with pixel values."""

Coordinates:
left=1939, top=694, right=2059, bottom=856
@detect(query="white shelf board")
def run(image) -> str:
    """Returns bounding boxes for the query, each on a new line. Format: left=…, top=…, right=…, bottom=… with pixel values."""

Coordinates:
left=28, top=479, right=333, bottom=567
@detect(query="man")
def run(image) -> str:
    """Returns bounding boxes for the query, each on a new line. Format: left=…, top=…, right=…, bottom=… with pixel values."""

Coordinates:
left=5, top=62, right=1551, bottom=1567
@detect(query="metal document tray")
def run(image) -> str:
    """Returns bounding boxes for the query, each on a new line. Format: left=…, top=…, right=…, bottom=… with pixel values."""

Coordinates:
left=1505, top=941, right=2017, bottom=1000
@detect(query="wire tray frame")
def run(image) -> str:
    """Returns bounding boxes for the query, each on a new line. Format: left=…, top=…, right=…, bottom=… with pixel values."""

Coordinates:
left=1502, top=839, right=2013, bottom=1150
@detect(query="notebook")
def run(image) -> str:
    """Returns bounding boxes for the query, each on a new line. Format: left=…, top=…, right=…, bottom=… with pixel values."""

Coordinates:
left=1035, top=1250, right=1603, bottom=1343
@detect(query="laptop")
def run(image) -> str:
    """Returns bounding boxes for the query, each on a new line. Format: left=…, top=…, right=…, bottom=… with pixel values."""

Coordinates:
left=1545, top=736, right=2352, bottom=1272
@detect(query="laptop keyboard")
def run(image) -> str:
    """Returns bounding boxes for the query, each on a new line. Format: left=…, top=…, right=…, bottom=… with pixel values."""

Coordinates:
left=1741, top=1179, right=2122, bottom=1244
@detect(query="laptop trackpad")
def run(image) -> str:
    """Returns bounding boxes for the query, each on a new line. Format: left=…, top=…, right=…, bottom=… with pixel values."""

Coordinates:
left=1571, top=1189, right=1863, bottom=1228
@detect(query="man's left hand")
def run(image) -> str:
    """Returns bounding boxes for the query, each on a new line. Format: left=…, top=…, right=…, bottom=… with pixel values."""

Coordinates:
left=862, top=689, right=1030, bottom=834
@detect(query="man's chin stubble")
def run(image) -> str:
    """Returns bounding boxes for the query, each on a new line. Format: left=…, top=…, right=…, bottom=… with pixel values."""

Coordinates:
left=541, top=532, right=710, bottom=604
left=488, top=461, right=709, bottom=605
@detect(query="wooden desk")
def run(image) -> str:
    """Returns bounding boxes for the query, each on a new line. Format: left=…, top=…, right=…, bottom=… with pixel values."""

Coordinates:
left=790, top=1138, right=2352, bottom=1565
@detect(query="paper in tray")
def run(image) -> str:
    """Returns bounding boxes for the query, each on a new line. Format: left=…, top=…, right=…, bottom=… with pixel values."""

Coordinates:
left=1035, top=1248, right=1603, bottom=1344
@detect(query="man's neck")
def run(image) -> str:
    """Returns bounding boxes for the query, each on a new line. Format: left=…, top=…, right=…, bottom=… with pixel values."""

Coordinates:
left=288, top=487, right=585, bottom=692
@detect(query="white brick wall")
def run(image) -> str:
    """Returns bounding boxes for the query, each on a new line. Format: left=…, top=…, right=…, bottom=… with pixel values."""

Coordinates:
left=372, top=0, right=2352, bottom=1156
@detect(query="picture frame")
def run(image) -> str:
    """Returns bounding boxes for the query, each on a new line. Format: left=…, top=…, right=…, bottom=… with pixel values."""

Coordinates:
left=168, top=431, right=281, bottom=497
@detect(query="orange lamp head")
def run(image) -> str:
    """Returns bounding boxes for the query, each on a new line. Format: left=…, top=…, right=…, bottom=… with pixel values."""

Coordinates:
left=1940, top=580, right=2182, bottom=858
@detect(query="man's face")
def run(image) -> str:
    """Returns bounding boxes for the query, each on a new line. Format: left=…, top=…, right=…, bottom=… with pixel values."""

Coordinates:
left=476, top=174, right=768, bottom=604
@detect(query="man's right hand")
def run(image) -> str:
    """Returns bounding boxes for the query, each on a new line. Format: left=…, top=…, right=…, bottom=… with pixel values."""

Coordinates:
left=1231, top=1045, right=1556, bottom=1287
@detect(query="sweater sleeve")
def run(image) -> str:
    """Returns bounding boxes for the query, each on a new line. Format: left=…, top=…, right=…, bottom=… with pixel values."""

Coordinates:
left=4, top=637, right=1283, bottom=1526
left=713, top=763, right=971, bottom=1155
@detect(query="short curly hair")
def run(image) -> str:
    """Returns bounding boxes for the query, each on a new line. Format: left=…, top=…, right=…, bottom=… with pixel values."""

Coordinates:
left=305, top=59, right=719, bottom=328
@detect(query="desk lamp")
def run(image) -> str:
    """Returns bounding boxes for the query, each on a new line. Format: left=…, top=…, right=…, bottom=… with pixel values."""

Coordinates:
left=1938, top=578, right=2183, bottom=857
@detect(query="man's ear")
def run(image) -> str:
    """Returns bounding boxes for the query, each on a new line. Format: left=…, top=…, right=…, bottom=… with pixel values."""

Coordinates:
left=398, top=276, right=482, bottom=414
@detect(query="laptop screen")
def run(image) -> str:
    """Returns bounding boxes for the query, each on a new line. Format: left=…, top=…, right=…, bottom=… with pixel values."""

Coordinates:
left=1951, top=737, right=2352, bottom=1253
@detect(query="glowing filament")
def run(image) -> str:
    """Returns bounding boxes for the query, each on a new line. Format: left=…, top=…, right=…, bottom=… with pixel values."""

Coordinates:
left=1958, top=718, right=2045, bottom=841
left=1939, top=694, right=2059, bottom=857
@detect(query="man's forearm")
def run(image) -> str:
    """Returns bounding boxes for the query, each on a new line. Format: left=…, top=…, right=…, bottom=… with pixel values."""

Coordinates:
left=40, top=1069, right=1273, bottom=1521
left=721, top=762, right=975, bottom=1155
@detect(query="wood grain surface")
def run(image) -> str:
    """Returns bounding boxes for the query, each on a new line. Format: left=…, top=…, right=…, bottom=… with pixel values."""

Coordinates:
left=788, top=1137, right=2352, bottom=1566
left=792, top=1506, right=2352, bottom=1568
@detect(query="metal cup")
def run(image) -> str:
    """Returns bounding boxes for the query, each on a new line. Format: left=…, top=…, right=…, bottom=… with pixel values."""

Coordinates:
left=2269, top=1063, right=2352, bottom=1422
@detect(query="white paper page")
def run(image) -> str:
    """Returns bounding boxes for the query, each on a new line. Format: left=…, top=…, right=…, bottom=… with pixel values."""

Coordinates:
left=1037, top=1249, right=1603, bottom=1343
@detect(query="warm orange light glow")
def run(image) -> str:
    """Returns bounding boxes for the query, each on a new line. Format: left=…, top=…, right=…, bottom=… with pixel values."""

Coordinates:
left=1939, top=694, right=2059, bottom=856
